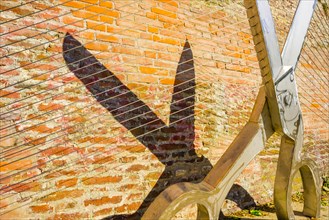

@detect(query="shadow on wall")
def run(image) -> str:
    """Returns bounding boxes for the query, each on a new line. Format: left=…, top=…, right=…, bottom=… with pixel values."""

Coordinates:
left=63, top=33, right=255, bottom=219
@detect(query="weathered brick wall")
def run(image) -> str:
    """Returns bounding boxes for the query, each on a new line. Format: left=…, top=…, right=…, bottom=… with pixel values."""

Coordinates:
left=0, top=0, right=328, bottom=219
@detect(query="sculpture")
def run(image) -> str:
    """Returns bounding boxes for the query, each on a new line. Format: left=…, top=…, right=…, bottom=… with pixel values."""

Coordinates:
left=143, top=0, right=321, bottom=219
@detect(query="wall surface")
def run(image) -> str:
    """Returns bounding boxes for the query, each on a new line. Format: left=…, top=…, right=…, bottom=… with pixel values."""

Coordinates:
left=0, top=0, right=328, bottom=219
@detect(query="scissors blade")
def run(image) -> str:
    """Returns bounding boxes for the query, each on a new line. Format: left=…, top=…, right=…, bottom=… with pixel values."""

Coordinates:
left=282, top=0, right=317, bottom=68
left=255, top=0, right=282, bottom=79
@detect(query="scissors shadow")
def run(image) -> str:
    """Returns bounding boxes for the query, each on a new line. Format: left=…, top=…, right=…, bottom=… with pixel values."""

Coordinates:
left=63, top=33, right=255, bottom=219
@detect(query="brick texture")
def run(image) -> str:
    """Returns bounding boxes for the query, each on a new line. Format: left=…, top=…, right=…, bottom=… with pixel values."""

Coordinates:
left=0, top=0, right=328, bottom=219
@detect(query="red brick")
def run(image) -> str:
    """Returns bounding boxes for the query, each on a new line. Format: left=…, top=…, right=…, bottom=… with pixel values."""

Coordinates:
left=61, top=0, right=87, bottom=9
left=30, top=204, right=53, bottom=213
left=0, top=90, right=20, bottom=98
left=106, top=10, right=120, bottom=18
left=42, top=190, right=84, bottom=202
left=86, top=5, right=111, bottom=14
left=145, top=51, right=157, bottom=58
left=99, top=15, right=114, bottom=24
left=86, top=20, right=106, bottom=31
left=85, top=41, right=109, bottom=51
left=127, top=193, right=143, bottom=200
left=139, top=66, right=157, bottom=74
left=237, top=31, right=252, bottom=39
left=216, top=61, right=225, bottom=68
left=122, top=38, right=135, bottom=46
left=27, top=124, right=60, bottom=133
left=0, top=160, right=33, bottom=171
left=160, top=29, right=185, bottom=39
left=0, top=4, right=9, bottom=10
left=157, top=0, right=179, bottom=7
left=115, top=202, right=140, bottom=213
left=11, top=7, right=33, bottom=16
left=99, top=1, right=113, bottom=8
left=154, top=60, right=175, bottom=68
left=1, top=181, right=41, bottom=193
left=62, top=16, right=84, bottom=28
left=158, top=37, right=180, bottom=46
left=152, top=35, right=160, bottom=42
left=120, top=29, right=140, bottom=39
left=33, top=73, right=51, bottom=81
left=145, top=172, right=161, bottom=180
left=160, top=77, right=175, bottom=85
left=244, top=49, right=251, bottom=54
left=79, top=31, right=95, bottom=40
left=226, top=45, right=238, bottom=51
left=52, top=159, right=66, bottom=167
left=158, top=52, right=179, bottom=62
left=246, top=55, right=258, bottom=62
left=41, top=146, right=76, bottom=157
left=223, top=51, right=243, bottom=59
left=1, top=134, right=14, bottom=156
left=148, top=26, right=159, bottom=33
left=0, top=57, right=14, bottom=66
left=81, top=0, right=98, bottom=3
left=120, top=156, right=137, bottom=163
left=112, top=46, right=143, bottom=56
left=96, top=33, right=119, bottom=43
left=105, top=26, right=121, bottom=34
left=158, top=15, right=182, bottom=26
left=26, top=136, right=47, bottom=146
left=92, top=155, right=115, bottom=164
left=151, top=7, right=177, bottom=18
left=38, top=102, right=63, bottom=111
left=146, top=12, right=157, bottom=20
left=116, top=19, right=135, bottom=28
left=82, top=176, right=122, bottom=185
left=84, top=196, right=122, bottom=206
left=72, top=10, right=98, bottom=21
left=53, top=212, right=88, bottom=220
left=225, top=64, right=251, bottom=73
left=301, top=62, right=313, bottom=69
left=128, top=74, right=158, bottom=83
left=120, top=145, right=145, bottom=153
left=93, top=208, right=113, bottom=217
left=126, top=164, right=148, bottom=172
left=56, top=178, right=78, bottom=188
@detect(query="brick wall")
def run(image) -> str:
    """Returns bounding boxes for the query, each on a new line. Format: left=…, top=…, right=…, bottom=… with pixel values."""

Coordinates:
left=0, top=0, right=328, bottom=219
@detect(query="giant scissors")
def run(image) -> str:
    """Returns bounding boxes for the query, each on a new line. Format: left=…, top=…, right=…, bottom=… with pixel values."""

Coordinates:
left=143, top=0, right=321, bottom=219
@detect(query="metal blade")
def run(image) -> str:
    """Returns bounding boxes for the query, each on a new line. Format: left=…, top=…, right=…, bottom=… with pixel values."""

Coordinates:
left=282, top=0, right=317, bottom=68
left=256, top=0, right=282, bottom=79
